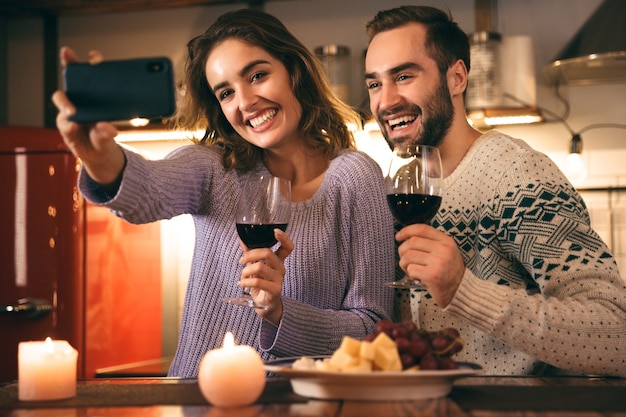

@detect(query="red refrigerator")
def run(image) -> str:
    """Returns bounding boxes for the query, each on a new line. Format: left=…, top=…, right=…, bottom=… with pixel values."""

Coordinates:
left=0, top=126, right=85, bottom=383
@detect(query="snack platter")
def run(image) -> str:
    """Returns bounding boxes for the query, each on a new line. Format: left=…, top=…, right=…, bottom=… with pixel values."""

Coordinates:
left=265, top=356, right=482, bottom=401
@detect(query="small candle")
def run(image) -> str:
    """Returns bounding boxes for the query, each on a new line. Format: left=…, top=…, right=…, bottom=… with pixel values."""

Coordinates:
left=198, top=332, right=266, bottom=407
left=18, top=337, right=78, bottom=401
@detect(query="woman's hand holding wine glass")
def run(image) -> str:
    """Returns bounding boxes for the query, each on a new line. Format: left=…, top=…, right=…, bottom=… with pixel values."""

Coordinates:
left=385, top=145, right=443, bottom=290
left=223, top=174, right=292, bottom=312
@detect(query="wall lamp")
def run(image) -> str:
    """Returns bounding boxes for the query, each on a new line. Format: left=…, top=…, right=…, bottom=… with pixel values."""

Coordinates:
left=565, top=133, right=586, bottom=178
left=112, top=118, right=204, bottom=143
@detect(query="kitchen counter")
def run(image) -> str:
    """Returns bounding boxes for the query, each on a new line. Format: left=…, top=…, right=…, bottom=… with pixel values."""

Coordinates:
left=2, top=374, right=626, bottom=416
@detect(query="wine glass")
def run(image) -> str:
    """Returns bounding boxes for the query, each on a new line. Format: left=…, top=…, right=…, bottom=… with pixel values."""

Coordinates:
left=224, top=174, right=291, bottom=309
left=385, top=145, right=443, bottom=290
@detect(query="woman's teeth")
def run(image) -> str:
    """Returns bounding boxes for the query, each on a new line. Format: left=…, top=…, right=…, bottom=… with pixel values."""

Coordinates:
left=249, top=109, right=277, bottom=128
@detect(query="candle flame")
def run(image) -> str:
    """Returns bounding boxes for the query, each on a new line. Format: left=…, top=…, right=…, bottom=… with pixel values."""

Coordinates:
left=44, top=337, right=54, bottom=353
left=223, top=332, right=235, bottom=349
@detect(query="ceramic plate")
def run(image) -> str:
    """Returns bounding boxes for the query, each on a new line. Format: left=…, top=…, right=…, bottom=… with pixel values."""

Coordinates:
left=265, top=356, right=482, bottom=401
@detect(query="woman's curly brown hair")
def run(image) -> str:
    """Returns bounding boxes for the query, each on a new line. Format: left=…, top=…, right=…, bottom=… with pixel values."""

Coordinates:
left=173, top=8, right=359, bottom=171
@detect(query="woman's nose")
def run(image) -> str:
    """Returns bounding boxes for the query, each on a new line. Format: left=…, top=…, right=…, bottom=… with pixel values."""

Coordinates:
left=237, top=86, right=258, bottom=112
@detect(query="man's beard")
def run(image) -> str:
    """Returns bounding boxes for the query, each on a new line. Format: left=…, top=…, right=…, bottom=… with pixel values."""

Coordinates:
left=377, top=78, right=454, bottom=150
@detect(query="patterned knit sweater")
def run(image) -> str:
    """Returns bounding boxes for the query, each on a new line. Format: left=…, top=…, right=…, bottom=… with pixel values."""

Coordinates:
left=394, top=131, right=626, bottom=376
left=79, top=144, right=395, bottom=377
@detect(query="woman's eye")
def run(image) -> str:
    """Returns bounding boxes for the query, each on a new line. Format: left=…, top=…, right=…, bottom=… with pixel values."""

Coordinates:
left=250, top=72, right=266, bottom=82
left=218, top=89, right=233, bottom=101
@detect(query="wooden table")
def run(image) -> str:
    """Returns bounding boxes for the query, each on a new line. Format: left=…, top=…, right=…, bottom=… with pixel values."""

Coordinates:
left=2, top=374, right=626, bottom=416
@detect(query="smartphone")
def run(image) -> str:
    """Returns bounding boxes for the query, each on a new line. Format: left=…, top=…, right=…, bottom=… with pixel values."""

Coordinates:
left=63, top=56, right=176, bottom=123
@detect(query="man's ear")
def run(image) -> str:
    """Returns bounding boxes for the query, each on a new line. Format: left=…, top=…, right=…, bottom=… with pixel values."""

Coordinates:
left=448, top=59, right=468, bottom=97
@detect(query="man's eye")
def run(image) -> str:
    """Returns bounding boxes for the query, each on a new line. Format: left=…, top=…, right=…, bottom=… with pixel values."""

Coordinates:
left=367, top=81, right=380, bottom=90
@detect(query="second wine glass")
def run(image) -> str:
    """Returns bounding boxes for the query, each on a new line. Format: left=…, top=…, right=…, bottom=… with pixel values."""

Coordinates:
left=224, top=174, right=291, bottom=309
left=385, top=145, right=443, bottom=290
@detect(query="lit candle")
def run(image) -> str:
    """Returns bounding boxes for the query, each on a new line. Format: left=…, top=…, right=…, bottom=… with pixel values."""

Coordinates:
left=18, top=337, right=79, bottom=401
left=197, top=332, right=266, bottom=407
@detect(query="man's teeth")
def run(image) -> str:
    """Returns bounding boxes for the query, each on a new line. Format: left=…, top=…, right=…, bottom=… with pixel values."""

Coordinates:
left=388, top=115, right=416, bottom=130
left=249, top=109, right=277, bottom=128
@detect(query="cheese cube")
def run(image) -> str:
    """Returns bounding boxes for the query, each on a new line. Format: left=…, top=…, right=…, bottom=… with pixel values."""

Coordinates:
left=359, top=340, right=376, bottom=361
left=371, top=333, right=402, bottom=371
left=315, top=360, right=339, bottom=371
left=371, top=332, right=397, bottom=350
left=373, top=346, right=402, bottom=371
left=343, top=358, right=373, bottom=372
left=329, top=348, right=357, bottom=369
left=337, top=336, right=362, bottom=357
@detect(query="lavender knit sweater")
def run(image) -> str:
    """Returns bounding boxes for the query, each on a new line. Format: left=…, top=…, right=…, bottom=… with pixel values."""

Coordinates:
left=79, top=144, right=395, bottom=377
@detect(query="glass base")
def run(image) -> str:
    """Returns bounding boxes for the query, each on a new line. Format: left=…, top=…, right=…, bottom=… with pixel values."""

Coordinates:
left=384, top=279, right=428, bottom=290
left=223, top=296, right=270, bottom=310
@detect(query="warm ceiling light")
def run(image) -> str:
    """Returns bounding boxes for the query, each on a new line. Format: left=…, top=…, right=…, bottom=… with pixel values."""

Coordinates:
left=467, top=106, right=543, bottom=129
left=129, top=117, right=151, bottom=127
left=115, top=129, right=205, bottom=142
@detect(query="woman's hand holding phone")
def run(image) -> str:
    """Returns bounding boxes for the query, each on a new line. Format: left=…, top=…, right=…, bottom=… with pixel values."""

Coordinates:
left=51, top=47, right=126, bottom=186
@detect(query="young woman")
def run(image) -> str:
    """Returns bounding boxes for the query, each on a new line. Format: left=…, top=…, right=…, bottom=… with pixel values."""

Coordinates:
left=53, top=8, right=395, bottom=377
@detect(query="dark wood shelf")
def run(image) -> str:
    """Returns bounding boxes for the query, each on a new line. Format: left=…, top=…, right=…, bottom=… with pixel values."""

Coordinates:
left=1, top=0, right=275, bottom=18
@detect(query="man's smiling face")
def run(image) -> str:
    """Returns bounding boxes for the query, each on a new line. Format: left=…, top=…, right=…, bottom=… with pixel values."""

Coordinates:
left=365, top=23, right=453, bottom=149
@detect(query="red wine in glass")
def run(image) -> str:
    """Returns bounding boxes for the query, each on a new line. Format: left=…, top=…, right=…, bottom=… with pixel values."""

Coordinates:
left=387, top=193, right=442, bottom=226
left=236, top=223, right=288, bottom=249
left=385, top=145, right=443, bottom=290
left=224, top=174, right=291, bottom=309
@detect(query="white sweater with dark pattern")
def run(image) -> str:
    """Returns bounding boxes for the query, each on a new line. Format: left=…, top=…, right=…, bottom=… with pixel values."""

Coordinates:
left=394, top=131, right=626, bottom=377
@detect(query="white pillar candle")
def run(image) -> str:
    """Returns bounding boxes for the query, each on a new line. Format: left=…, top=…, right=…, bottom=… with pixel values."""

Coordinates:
left=18, top=337, right=79, bottom=401
left=198, top=332, right=266, bottom=407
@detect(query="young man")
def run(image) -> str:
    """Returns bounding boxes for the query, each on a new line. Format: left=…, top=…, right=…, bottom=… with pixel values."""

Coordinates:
left=365, top=5, right=626, bottom=376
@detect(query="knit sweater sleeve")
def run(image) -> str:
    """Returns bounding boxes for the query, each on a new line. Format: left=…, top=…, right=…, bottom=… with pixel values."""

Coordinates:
left=78, top=144, right=220, bottom=222
left=258, top=151, right=395, bottom=356
left=445, top=141, right=626, bottom=376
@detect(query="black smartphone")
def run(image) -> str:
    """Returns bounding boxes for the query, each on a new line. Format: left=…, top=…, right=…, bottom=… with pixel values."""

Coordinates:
left=63, top=56, right=176, bottom=123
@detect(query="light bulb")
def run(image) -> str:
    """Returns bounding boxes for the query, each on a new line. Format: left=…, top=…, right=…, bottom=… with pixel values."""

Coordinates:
left=565, top=152, right=587, bottom=181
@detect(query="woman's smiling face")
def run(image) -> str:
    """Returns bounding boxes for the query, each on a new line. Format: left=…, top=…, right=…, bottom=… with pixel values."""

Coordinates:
left=205, top=38, right=303, bottom=152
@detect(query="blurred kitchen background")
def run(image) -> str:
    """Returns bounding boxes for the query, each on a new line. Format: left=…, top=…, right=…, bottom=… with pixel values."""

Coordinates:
left=2, top=0, right=625, bottom=380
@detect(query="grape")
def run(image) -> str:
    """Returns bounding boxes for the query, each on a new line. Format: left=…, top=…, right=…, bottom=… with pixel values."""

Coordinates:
left=438, top=357, right=460, bottom=370
left=404, top=321, right=418, bottom=332
left=375, top=319, right=394, bottom=336
left=395, top=337, right=410, bottom=353
left=419, top=353, right=439, bottom=370
left=408, top=337, right=429, bottom=357
left=391, top=325, right=408, bottom=339
left=447, top=341, right=464, bottom=355
left=364, top=320, right=465, bottom=370
left=431, top=334, right=449, bottom=351
left=400, top=353, right=416, bottom=369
